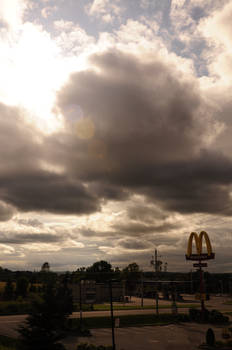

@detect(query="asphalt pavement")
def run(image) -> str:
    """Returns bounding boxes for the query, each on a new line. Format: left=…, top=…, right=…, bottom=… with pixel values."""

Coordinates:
left=0, top=294, right=231, bottom=349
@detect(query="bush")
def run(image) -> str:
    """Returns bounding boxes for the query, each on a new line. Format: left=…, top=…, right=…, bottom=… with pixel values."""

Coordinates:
left=206, top=328, right=215, bottom=346
left=76, top=344, right=113, bottom=350
left=188, top=308, right=229, bottom=324
left=0, top=335, right=19, bottom=348
left=209, top=309, right=229, bottom=324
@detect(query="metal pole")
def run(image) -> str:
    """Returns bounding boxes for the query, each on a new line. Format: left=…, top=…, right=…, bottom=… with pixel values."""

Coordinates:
left=199, top=264, right=205, bottom=312
left=155, top=290, right=159, bottom=315
left=79, top=280, right=83, bottom=331
left=141, top=273, right=144, bottom=307
left=109, top=280, right=116, bottom=350
left=190, top=269, right=193, bottom=294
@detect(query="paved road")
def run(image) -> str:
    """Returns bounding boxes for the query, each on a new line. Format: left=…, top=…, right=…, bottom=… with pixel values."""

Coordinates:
left=0, top=295, right=231, bottom=340
left=0, top=308, right=189, bottom=338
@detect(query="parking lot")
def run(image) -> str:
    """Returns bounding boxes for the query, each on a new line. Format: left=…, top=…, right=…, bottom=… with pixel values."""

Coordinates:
left=64, top=323, right=229, bottom=350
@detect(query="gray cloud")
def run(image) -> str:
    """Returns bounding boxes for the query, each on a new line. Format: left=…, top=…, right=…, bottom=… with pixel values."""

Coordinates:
left=0, top=201, right=15, bottom=221
left=127, top=204, right=167, bottom=222
left=54, top=49, right=232, bottom=216
left=0, top=103, right=100, bottom=215
left=113, top=222, right=179, bottom=236
left=0, top=232, right=64, bottom=245
left=117, top=238, right=151, bottom=250
left=0, top=171, right=100, bottom=215
left=16, top=218, right=44, bottom=227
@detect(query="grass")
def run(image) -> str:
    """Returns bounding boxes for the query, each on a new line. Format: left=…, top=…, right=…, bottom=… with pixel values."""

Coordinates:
left=92, top=303, right=198, bottom=311
left=0, top=301, right=31, bottom=315
left=71, top=312, right=190, bottom=329
left=73, top=302, right=199, bottom=312
left=0, top=300, right=198, bottom=316
left=0, top=336, right=19, bottom=350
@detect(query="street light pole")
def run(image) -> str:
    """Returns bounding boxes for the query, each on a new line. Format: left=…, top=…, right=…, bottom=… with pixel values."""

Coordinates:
left=155, top=289, right=159, bottom=315
left=109, top=280, right=116, bottom=350
left=79, top=280, right=83, bottom=332
left=141, top=272, right=144, bottom=307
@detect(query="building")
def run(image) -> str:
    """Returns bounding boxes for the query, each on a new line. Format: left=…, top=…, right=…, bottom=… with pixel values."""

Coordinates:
left=70, top=280, right=124, bottom=304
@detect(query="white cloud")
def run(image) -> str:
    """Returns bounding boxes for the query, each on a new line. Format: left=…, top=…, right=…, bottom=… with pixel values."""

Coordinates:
left=0, top=0, right=29, bottom=29
left=41, top=6, right=57, bottom=19
left=199, top=2, right=232, bottom=85
left=86, top=0, right=123, bottom=23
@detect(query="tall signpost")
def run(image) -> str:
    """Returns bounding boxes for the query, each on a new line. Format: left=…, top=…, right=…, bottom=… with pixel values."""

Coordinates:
left=185, top=231, right=215, bottom=313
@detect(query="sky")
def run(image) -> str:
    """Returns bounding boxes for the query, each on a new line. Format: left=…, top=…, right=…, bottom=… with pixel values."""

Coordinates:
left=0, top=0, right=232, bottom=272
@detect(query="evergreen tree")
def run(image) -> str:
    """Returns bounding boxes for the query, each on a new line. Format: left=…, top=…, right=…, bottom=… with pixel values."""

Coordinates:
left=3, top=279, right=14, bottom=300
left=18, top=283, right=73, bottom=350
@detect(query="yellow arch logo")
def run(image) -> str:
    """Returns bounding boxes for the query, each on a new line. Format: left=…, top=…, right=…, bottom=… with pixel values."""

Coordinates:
left=186, top=231, right=215, bottom=260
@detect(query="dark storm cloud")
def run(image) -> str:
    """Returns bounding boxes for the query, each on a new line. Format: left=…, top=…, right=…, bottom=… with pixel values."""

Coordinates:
left=1, top=49, right=232, bottom=219
left=0, top=171, right=99, bottom=215
left=140, top=151, right=232, bottom=215
left=55, top=49, right=232, bottom=216
left=0, top=103, right=100, bottom=215
left=79, top=220, right=179, bottom=241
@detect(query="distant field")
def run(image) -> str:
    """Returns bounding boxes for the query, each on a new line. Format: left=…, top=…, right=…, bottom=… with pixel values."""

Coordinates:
left=0, top=282, right=6, bottom=293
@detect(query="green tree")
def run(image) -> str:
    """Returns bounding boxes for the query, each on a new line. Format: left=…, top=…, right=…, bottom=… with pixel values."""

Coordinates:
left=16, top=277, right=29, bottom=298
left=122, top=263, right=141, bottom=299
left=3, top=279, right=14, bottom=300
left=18, top=283, right=73, bottom=350
left=86, top=260, right=112, bottom=273
left=123, top=263, right=140, bottom=273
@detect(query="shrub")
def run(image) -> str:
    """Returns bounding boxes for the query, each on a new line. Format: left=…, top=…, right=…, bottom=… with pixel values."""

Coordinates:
left=188, top=308, right=229, bottom=324
left=206, top=328, right=215, bottom=346
left=0, top=335, right=19, bottom=348
left=209, top=309, right=229, bottom=324
left=76, top=344, right=113, bottom=350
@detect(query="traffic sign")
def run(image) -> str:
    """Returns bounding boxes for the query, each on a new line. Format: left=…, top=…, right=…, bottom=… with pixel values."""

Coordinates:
left=193, top=263, right=208, bottom=268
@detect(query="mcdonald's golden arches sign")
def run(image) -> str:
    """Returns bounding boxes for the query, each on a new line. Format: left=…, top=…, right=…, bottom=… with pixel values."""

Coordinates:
left=186, top=231, right=215, bottom=261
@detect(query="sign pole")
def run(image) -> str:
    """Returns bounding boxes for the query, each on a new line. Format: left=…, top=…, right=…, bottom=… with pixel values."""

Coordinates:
left=199, top=261, right=205, bottom=313
left=185, top=231, right=215, bottom=316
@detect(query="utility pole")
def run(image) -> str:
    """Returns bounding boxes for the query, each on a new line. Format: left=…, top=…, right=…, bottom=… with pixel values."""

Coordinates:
left=151, top=249, right=162, bottom=274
